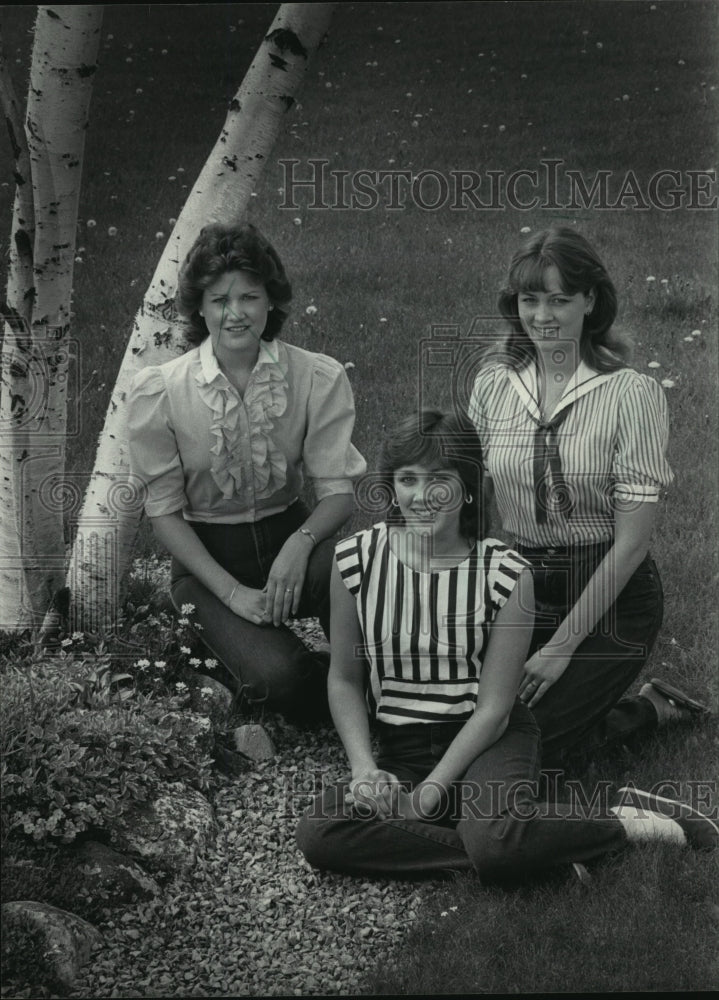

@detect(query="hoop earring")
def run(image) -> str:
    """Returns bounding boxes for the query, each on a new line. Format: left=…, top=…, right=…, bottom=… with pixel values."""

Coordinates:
left=390, top=497, right=399, bottom=508
left=464, top=493, right=473, bottom=504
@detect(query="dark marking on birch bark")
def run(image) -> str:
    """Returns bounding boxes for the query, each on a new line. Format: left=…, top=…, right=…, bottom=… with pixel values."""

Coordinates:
left=266, top=28, right=309, bottom=60
left=279, top=95, right=295, bottom=110
left=77, top=64, right=97, bottom=78
left=229, top=98, right=241, bottom=112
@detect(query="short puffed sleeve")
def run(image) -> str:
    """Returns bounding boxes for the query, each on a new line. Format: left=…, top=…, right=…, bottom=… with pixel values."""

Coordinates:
left=303, top=355, right=367, bottom=500
left=613, top=374, right=674, bottom=504
left=482, top=540, right=531, bottom=615
left=334, top=530, right=365, bottom=597
left=127, top=367, right=188, bottom=517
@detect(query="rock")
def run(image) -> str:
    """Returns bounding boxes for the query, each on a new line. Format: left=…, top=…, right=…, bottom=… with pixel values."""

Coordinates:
left=108, top=782, right=217, bottom=875
left=233, top=723, right=276, bottom=761
left=188, top=673, right=234, bottom=728
left=1, top=900, right=102, bottom=993
left=73, top=841, right=161, bottom=906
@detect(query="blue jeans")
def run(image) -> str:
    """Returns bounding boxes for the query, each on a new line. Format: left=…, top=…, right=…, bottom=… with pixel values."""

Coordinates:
left=519, top=545, right=663, bottom=764
left=296, top=701, right=627, bottom=881
left=170, top=502, right=332, bottom=720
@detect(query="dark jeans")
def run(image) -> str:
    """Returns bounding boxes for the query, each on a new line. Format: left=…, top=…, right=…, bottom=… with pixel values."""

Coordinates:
left=296, top=701, right=626, bottom=881
left=519, top=543, right=663, bottom=765
left=171, top=502, right=332, bottom=720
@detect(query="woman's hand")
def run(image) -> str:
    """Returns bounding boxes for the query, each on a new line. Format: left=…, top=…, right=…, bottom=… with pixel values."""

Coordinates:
left=519, top=647, right=572, bottom=708
left=263, top=531, right=313, bottom=626
left=345, top=768, right=404, bottom=819
left=391, top=782, right=443, bottom=822
left=227, top=582, right=268, bottom=625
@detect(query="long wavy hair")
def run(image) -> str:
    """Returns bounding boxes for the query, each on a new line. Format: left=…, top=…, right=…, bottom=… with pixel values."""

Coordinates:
left=378, top=409, right=487, bottom=541
left=496, top=226, right=630, bottom=372
left=176, top=223, right=292, bottom=345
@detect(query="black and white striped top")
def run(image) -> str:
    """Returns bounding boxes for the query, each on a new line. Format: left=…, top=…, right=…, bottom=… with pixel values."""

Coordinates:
left=335, top=523, right=529, bottom=725
left=468, top=361, right=674, bottom=547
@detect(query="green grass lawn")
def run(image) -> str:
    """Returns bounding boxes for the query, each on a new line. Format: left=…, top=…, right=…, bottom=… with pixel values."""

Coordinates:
left=1, top=0, right=718, bottom=994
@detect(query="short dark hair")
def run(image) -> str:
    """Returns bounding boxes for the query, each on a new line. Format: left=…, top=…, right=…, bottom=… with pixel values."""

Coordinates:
left=176, top=223, right=292, bottom=345
left=497, top=226, right=630, bottom=372
left=379, top=409, right=486, bottom=540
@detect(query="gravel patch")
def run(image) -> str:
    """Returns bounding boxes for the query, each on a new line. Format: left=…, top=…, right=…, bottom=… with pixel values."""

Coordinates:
left=69, top=721, right=428, bottom=998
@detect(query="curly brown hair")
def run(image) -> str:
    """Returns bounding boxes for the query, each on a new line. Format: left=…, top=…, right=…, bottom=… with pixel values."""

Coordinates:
left=176, top=223, right=292, bottom=345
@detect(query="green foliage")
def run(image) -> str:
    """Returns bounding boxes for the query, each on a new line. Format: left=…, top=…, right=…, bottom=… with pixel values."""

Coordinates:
left=0, top=653, right=214, bottom=846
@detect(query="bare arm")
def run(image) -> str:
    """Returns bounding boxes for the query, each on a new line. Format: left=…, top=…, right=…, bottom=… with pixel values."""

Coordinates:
left=403, top=568, right=535, bottom=816
left=520, top=502, right=656, bottom=706
left=327, top=557, right=406, bottom=817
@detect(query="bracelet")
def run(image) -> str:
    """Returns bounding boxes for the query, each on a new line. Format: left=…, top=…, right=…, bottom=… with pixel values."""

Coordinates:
left=226, top=583, right=239, bottom=607
left=297, top=527, right=317, bottom=547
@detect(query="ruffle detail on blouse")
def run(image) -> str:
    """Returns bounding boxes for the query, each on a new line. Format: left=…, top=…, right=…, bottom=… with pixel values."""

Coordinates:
left=194, top=359, right=289, bottom=501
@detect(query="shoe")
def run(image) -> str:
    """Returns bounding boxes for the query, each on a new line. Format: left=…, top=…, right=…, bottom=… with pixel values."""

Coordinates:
left=616, top=786, right=719, bottom=852
left=639, top=678, right=710, bottom=726
left=571, top=862, right=592, bottom=885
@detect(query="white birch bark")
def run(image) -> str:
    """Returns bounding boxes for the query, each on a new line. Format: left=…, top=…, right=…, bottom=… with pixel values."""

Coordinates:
left=0, top=6, right=102, bottom=630
left=68, top=3, right=335, bottom=632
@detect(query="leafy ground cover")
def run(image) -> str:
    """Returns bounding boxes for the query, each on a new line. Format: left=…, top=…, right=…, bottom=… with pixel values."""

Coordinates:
left=1, top=0, right=717, bottom=995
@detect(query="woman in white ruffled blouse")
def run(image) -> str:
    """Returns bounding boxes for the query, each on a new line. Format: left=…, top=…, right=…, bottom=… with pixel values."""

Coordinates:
left=127, top=223, right=366, bottom=719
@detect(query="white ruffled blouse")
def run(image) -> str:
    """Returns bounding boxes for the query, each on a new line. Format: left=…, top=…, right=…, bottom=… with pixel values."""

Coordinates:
left=127, top=337, right=366, bottom=523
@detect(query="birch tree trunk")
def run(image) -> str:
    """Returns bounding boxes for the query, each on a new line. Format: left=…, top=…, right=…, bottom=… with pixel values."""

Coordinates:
left=67, top=3, right=335, bottom=632
left=0, top=6, right=102, bottom=630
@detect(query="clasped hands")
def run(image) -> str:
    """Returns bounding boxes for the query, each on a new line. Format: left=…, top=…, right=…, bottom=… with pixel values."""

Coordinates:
left=226, top=532, right=312, bottom=627
left=344, top=768, right=441, bottom=822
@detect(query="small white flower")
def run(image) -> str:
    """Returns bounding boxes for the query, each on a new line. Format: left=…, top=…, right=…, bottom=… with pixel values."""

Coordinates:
left=136, top=658, right=150, bottom=668
left=154, top=660, right=166, bottom=668
left=661, top=379, right=676, bottom=388
left=622, top=94, right=629, bottom=101
left=180, top=646, right=191, bottom=655
left=440, top=911, right=448, bottom=917
left=450, top=906, right=458, bottom=911
left=204, top=658, right=218, bottom=669
left=677, top=59, right=685, bottom=66
left=75, top=256, right=83, bottom=263
left=691, top=329, right=701, bottom=337
left=169, top=217, right=177, bottom=226
left=498, top=124, right=506, bottom=132
left=87, top=219, right=97, bottom=228
left=175, top=682, right=188, bottom=692
left=61, top=638, right=73, bottom=647
left=520, top=226, right=531, bottom=234
left=108, top=226, right=118, bottom=236
left=344, top=361, right=355, bottom=371
left=72, top=632, right=84, bottom=641
left=596, top=41, right=603, bottom=49
left=155, top=231, right=165, bottom=240
left=379, top=317, right=388, bottom=323
left=200, top=687, right=213, bottom=697
left=660, top=278, right=669, bottom=285
left=305, top=305, right=318, bottom=315
left=181, top=603, right=195, bottom=614
left=646, top=276, right=655, bottom=282
left=189, top=657, right=202, bottom=667
left=683, top=336, right=693, bottom=342
left=647, top=361, right=661, bottom=369
left=293, top=218, right=302, bottom=226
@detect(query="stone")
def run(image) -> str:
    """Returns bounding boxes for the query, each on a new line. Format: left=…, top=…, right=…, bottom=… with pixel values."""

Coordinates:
left=188, top=673, right=234, bottom=728
left=1, top=900, right=102, bottom=993
left=233, top=723, right=276, bottom=761
left=73, top=841, right=161, bottom=906
left=108, top=781, right=217, bottom=875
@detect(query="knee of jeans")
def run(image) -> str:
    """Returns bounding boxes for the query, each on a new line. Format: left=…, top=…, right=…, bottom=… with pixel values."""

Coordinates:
left=458, top=809, right=534, bottom=880
left=295, top=792, right=347, bottom=870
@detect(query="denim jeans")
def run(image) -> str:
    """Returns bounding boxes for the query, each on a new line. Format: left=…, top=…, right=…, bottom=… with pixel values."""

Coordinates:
left=296, top=701, right=626, bottom=881
left=170, top=502, right=332, bottom=720
left=519, top=544, right=663, bottom=764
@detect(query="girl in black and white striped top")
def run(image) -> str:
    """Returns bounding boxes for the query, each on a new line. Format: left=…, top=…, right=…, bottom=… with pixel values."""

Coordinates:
left=296, top=411, right=717, bottom=881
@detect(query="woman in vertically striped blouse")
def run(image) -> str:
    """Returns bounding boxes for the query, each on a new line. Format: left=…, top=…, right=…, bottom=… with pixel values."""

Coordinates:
left=295, top=411, right=717, bottom=880
left=468, top=226, right=708, bottom=765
